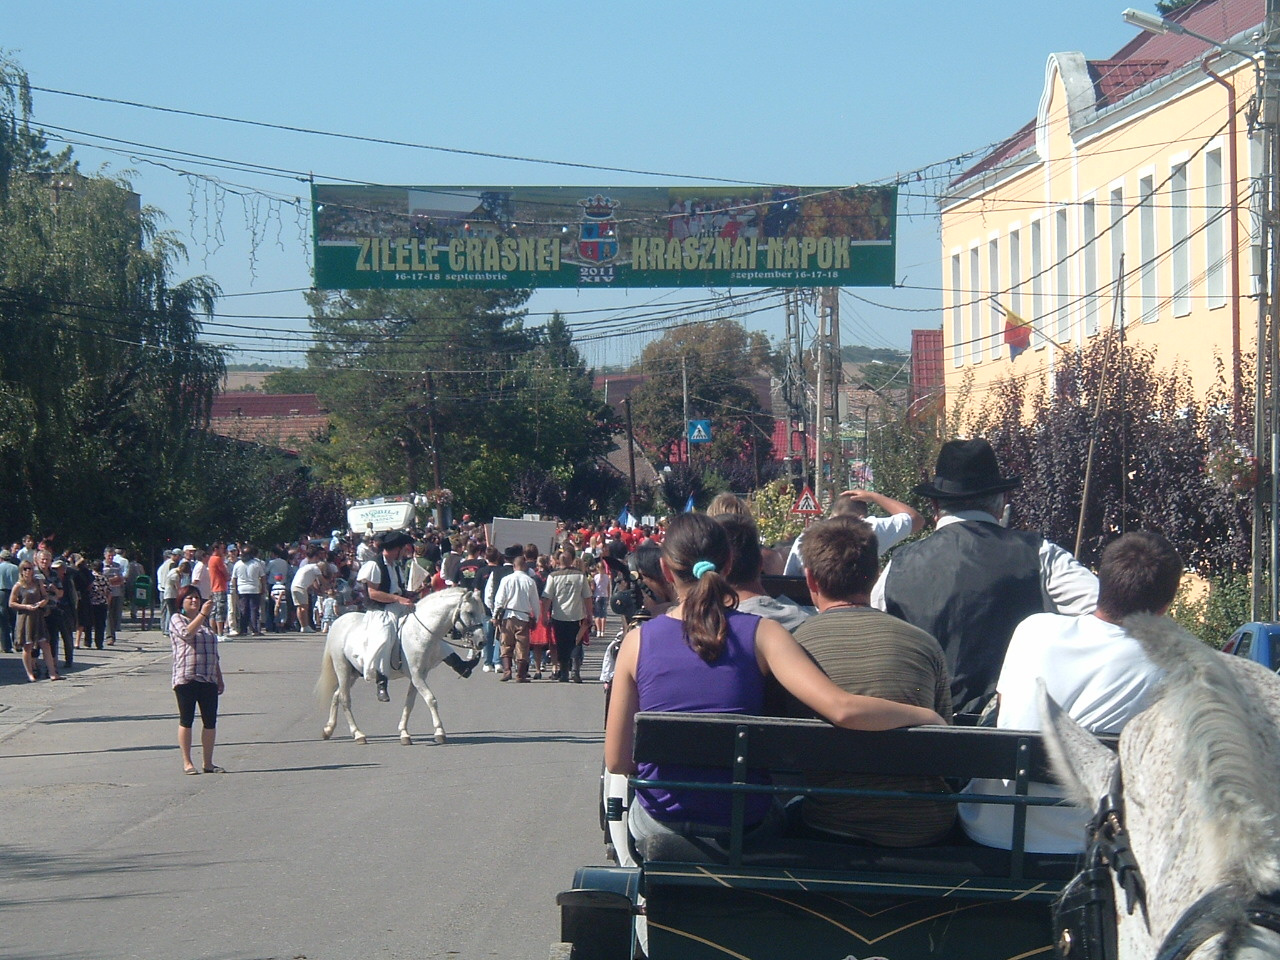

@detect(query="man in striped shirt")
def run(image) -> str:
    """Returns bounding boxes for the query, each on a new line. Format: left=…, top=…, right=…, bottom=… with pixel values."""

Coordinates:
left=786, top=516, right=955, bottom=847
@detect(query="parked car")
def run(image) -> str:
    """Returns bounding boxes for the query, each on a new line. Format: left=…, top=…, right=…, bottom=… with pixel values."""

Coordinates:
left=1223, top=622, right=1280, bottom=671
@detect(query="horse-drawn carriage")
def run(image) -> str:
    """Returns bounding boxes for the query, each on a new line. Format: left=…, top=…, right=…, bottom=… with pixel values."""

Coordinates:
left=556, top=713, right=1088, bottom=960
left=556, top=612, right=1280, bottom=960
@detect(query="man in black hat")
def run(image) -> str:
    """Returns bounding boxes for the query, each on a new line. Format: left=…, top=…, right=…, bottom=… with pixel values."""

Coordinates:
left=357, top=530, right=477, bottom=701
left=871, top=438, right=1097, bottom=716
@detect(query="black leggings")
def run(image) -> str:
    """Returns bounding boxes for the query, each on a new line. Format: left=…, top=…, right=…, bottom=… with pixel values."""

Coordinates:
left=175, top=681, right=219, bottom=729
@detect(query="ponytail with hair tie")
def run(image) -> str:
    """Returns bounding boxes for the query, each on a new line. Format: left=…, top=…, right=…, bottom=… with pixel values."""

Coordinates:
left=691, top=560, right=717, bottom=580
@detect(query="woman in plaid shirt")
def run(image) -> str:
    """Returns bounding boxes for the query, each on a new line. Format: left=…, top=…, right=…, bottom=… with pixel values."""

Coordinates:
left=169, top=585, right=226, bottom=775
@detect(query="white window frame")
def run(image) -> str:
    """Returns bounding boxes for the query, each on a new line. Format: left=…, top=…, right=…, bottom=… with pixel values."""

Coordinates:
left=1082, top=197, right=1099, bottom=336
left=988, top=234, right=1002, bottom=360
left=951, top=251, right=963, bottom=367
left=1030, top=218, right=1046, bottom=350
left=1170, top=155, right=1191, bottom=317
left=1055, top=208, right=1071, bottom=341
left=1205, top=144, right=1227, bottom=309
left=1109, top=182, right=1126, bottom=327
left=1139, top=172, right=1158, bottom=323
left=970, top=245, right=982, bottom=363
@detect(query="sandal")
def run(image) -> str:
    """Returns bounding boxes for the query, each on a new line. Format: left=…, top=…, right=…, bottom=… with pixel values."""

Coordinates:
left=50, top=675, right=63, bottom=681
left=183, top=767, right=200, bottom=775
left=202, top=765, right=226, bottom=774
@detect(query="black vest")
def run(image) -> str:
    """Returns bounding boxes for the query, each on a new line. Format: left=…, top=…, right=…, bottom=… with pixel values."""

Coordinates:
left=883, top=521, right=1045, bottom=716
left=366, top=554, right=403, bottom=610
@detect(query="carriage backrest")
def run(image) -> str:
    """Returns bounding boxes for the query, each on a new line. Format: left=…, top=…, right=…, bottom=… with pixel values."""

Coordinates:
left=633, top=711, right=1079, bottom=783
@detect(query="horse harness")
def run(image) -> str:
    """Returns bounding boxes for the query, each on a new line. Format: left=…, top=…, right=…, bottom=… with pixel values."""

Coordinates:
left=1054, top=765, right=1280, bottom=960
left=403, top=589, right=482, bottom=655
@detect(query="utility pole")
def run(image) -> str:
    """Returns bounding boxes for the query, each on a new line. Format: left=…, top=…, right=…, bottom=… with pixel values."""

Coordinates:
left=1255, top=0, right=1280, bottom=620
left=815, top=287, right=841, bottom=506
left=425, top=369, right=444, bottom=526
left=623, top=397, right=638, bottom=510
left=681, top=353, right=689, bottom=466
left=782, top=290, right=806, bottom=484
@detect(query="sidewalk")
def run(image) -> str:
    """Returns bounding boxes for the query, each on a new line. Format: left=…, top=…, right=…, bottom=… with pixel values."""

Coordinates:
left=0, top=618, right=169, bottom=744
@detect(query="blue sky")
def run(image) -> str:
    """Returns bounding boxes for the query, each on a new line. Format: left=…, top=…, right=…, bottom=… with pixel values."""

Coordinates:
left=4, top=1, right=1147, bottom=368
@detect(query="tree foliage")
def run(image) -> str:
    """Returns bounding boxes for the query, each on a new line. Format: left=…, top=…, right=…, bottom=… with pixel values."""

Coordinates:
left=960, top=337, right=1249, bottom=574
left=629, top=319, right=776, bottom=464
left=0, top=54, right=345, bottom=554
left=292, top=292, right=616, bottom=519
left=0, top=55, right=235, bottom=550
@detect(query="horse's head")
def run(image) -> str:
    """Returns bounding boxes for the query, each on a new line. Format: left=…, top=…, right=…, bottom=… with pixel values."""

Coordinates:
left=1041, top=614, right=1280, bottom=960
left=455, top=589, right=486, bottom=648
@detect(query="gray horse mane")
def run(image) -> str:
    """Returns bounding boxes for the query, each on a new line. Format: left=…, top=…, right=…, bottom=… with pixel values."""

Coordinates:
left=1123, top=612, right=1280, bottom=893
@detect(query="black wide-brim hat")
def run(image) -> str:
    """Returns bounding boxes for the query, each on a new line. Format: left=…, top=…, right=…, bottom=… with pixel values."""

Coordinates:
left=913, top=438, right=1022, bottom=500
left=379, top=530, right=415, bottom=550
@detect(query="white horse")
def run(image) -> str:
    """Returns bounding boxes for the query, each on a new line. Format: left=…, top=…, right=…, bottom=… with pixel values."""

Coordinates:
left=315, top=587, right=485, bottom=746
left=1042, top=613, right=1280, bottom=960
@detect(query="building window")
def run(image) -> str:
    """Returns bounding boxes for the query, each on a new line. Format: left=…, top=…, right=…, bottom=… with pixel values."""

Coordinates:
left=1055, top=208, right=1070, bottom=341
left=1110, top=186, right=1126, bottom=323
left=989, top=238, right=1001, bottom=360
left=1205, top=148, right=1226, bottom=309
left=951, top=253, right=963, bottom=367
left=1031, top=219, right=1045, bottom=349
left=970, top=246, right=982, bottom=363
left=1082, top=200, right=1098, bottom=336
left=1009, top=227, right=1022, bottom=321
left=1139, top=175, right=1157, bottom=323
left=1171, top=162, right=1190, bottom=316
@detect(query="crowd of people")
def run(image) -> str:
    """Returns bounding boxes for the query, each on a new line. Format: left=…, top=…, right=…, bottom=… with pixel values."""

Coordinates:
left=604, top=437, right=1180, bottom=858
left=7, top=436, right=1185, bottom=856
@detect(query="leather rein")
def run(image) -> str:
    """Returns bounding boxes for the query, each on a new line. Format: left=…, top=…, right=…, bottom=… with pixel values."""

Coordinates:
left=404, top=589, right=481, bottom=652
left=1058, top=764, right=1280, bottom=960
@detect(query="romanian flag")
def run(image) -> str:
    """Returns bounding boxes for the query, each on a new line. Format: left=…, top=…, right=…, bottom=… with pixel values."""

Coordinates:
left=1000, top=304, right=1032, bottom=359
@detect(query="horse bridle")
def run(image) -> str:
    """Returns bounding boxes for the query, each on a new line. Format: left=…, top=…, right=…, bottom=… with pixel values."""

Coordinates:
left=406, top=589, right=482, bottom=652
left=1055, top=765, right=1280, bottom=960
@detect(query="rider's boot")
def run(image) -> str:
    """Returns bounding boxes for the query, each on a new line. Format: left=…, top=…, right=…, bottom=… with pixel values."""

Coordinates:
left=516, top=659, right=530, bottom=683
left=375, top=673, right=390, bottom=702
left=499, top=656, right=513, bottom=682
left=444, top=651, right=478, bottom=679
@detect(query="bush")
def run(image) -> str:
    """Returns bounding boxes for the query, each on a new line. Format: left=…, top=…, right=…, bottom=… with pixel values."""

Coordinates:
left=1169, top=573, right=1254, bottom=649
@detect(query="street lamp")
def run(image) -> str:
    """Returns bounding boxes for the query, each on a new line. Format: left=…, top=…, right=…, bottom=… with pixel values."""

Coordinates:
left=1122, top=8, right=1260, bottom=55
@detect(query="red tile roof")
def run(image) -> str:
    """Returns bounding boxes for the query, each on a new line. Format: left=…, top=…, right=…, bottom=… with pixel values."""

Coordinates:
left=208, top=393, right=330, bottom=454
left=954, top=0, right=1263, bottom=188
left=210, top=393, right=326, bottom=418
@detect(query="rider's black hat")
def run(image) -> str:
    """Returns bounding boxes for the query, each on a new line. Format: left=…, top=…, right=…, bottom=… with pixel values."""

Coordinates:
left=912, top=438, right=1021, bottom=501
left=379, top=530, right=414, bottom=550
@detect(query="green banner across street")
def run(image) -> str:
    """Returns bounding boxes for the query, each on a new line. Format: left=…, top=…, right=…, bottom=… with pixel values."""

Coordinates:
left=312, top=184, right=895, bottom=290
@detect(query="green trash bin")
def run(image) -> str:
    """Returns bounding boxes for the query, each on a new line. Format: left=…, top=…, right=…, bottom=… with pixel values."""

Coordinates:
left=131, top=575, right=153, bottom=629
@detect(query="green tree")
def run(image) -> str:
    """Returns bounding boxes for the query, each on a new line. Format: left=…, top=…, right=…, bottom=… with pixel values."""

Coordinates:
left=629, top=319, right=775, bottom=465
left=295, top=292, right=614, bottom=519
left=0, top=55, right=225, bottom=549
left=961, top=337, right=1249, bottom=574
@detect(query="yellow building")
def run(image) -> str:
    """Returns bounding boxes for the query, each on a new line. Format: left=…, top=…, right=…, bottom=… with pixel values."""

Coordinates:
left=941, top=0, right=1262, bottom=416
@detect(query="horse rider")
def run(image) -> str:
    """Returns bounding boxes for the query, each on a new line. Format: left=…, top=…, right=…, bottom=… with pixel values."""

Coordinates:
left=357, top=530, right=478, bottom=702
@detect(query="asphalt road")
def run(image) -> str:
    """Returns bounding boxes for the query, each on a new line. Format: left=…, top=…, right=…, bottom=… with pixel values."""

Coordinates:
left=0, top=618, right=614, bottom=960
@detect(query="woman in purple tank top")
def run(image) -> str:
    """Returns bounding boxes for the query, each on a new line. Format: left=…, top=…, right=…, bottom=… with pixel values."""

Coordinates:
left=606, top=513, right=945, bottom=844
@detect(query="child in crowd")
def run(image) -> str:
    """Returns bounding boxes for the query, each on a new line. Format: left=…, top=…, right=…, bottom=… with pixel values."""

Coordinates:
left=320, top=589, right=339, bottom=633
left=270, top=575, right=288, bottom=632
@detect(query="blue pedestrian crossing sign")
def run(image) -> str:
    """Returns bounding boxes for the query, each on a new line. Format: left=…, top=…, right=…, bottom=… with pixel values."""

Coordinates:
left=688, top=419, right=712, bottom=444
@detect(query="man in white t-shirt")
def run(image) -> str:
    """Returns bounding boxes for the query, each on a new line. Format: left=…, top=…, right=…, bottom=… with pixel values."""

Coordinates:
left=230, top=545, right=267, bottom=636
left=961, top=530, right=1182, bottom=854
left=292, top=546, right=327, bottom=633
left=784, top=488, right=922, bottom=576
